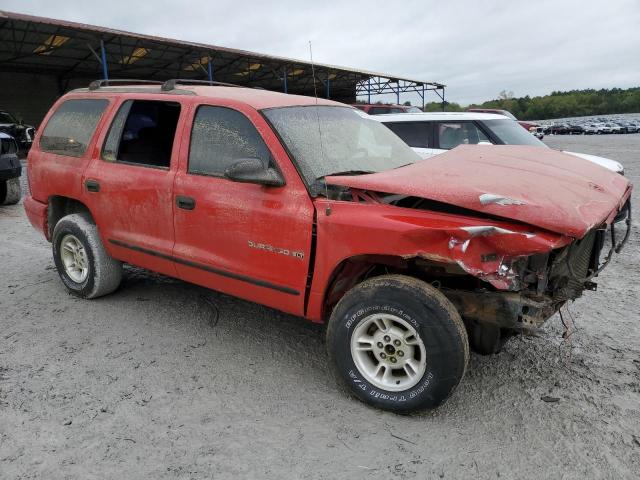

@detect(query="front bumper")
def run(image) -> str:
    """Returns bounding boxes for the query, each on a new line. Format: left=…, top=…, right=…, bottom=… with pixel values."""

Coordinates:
left=445, top=199, right=632, bottom=332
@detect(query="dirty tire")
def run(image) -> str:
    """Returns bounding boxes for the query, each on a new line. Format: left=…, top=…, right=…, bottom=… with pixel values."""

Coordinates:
left=326, top=275, right=469, bottom=413
left=0, top=177, right=21, bottom=205
left=52, top=213, right=122, bottom=299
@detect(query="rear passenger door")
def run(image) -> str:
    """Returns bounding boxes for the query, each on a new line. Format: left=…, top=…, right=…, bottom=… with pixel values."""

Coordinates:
left=172, top=103, right=315, bottom=316
left=83, top=98, right=183, bottom=277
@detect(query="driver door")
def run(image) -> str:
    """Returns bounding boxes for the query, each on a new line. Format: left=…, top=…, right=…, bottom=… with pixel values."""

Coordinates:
left=172, top=103, right=315, bottom=316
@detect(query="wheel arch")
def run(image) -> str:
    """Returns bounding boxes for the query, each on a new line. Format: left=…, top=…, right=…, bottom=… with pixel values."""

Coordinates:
left=47, top=195, right=95, bottom=239
left=319, top=253, right=478, bottom=323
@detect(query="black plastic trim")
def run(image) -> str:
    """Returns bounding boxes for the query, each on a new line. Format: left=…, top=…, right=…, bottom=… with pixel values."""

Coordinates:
left=108, top=239, right=300, bottom=296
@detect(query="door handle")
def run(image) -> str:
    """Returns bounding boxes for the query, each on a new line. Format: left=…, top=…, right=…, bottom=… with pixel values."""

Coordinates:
left=176, top=195, right=196, bottom=210
left=85, top=179, right=100, bottom=192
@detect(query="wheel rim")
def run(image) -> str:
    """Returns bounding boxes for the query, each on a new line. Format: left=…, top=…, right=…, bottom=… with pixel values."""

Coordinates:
left=350, top=313, right=427, bottom=392
left=60, top=234, right=89, bottom=283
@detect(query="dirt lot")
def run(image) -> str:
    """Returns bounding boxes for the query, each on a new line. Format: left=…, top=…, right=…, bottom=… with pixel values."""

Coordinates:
left=1, top=135, right=639, bottom=479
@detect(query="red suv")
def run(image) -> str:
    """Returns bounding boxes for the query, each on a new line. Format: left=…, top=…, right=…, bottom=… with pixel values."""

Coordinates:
left=25, top=80, right=632, bottom=412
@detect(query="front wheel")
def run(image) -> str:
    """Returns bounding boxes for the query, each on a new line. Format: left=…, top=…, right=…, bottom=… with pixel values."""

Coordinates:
left=326, top=275, right=469, bottom=413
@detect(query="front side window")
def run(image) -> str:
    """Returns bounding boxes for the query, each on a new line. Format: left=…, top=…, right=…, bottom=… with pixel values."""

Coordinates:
left=102, top=100, right=180, bottom=168
left=437, top=122, right=491, bottom=149
left=188, top=106, right=271, bottom=176
left=40, top=99, right=109, bottom=157
left=481, top=119, right=546, bottom=147
left=263, top=106, right=421, bottom=185
left=384, top=122, right=430, bottom=148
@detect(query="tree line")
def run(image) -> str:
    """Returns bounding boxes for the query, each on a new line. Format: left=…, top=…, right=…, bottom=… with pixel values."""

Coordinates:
left=420, top=87, right=640, bottom=120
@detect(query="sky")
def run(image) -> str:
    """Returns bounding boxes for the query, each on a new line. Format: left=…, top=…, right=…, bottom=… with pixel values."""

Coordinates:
left=3, top=0, right=639, bottom=105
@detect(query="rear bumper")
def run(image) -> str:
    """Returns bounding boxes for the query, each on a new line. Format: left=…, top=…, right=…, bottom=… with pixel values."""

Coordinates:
left=23, top=195, right=49, bottom=240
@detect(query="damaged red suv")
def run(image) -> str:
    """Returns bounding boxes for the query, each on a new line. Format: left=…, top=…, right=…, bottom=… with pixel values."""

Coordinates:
left=24, top=80, right=632, bottom=412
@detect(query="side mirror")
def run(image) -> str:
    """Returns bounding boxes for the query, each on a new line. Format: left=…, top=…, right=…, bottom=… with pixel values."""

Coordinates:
left=224, top=158, right=285, bottom=187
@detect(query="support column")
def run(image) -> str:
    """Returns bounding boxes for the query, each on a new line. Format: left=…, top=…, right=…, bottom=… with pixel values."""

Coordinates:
left=100, top=40, right=108, bottom=80
left=283, top=67, right=288, bottom=93
left=207, top=56, right=214, bottom=82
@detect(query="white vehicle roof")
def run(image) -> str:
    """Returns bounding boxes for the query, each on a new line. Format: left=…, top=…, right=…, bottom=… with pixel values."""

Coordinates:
left=371, top=111, right=509, bottom=122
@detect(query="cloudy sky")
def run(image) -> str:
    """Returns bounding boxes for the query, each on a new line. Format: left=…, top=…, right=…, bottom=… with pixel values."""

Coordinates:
left=3, top=0, right=639, bottom=105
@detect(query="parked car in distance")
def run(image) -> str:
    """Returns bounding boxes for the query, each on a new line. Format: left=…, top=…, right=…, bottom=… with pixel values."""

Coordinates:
left=353, top=103, right=421, bottom=115
left=567, top=124, right=585, bottom=135
left=583, top=124, right=599, bottom=134
left=606, top=123, right=624, bottom=134
left=550, top=123, right=570, bottom=135
left=530, top=126, right=545, bottom=139
left=0, top=109, right=36, bottom=152
left=372, top=111, right=625, bottom=174
left=0, top=132, right=22, bottom=205
left=25, top=81, right=632, bottom=413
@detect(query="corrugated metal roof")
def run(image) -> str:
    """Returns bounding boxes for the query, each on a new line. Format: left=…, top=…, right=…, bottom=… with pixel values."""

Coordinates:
left=0, top=10, right=444, bottom=102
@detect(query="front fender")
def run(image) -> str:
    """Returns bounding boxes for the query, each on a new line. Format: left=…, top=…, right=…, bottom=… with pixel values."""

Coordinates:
left=305, top=199, right=571, bottom=321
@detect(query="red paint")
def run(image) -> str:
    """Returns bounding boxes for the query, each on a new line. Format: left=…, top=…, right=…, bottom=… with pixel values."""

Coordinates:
left=26, top=86, right=632, bottom=325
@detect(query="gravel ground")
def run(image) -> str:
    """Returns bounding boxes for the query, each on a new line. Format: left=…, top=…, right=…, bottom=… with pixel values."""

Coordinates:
left=1, top=135, right=639, bottom=479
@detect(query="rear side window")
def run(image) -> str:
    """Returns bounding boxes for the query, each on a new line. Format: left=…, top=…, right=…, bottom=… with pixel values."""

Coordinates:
left=40, top=99, right=108, bottom=157
left=102, top=100, right=181, bottom=168
left=367, top=107, right=391, bottom=115
left=384, top=122, right=430, bottom=148
left=188, top=106, right=270, bottom=176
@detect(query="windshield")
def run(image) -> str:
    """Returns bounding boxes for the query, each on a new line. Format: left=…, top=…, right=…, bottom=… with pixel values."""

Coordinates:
left=481, top=119, right=546, bottom=147
left=0, top=112, right=17, bottom=124
left=263, top=106, right=422, bottom=184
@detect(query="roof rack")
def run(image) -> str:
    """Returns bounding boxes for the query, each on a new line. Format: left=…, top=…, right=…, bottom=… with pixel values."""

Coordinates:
left=88, top=79, right=164, bottom=90
left=160, top=79, right=241, bottom=91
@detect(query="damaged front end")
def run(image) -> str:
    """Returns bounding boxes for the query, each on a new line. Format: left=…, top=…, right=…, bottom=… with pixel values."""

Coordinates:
left=444, top=200, right=632, bottom=331
left=324, top=186, right=633, bottom=333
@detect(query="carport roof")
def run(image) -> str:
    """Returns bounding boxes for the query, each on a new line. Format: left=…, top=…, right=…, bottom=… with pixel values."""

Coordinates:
left=0, top=10, right=445, bottom=102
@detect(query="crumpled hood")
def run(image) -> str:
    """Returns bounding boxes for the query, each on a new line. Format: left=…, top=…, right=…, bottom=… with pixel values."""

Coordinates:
left=327, top=145, right=632, bottom=238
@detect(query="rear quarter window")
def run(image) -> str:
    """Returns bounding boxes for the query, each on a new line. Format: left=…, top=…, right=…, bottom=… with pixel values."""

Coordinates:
left=40, top=99, right=109, bottom=157
left=384, top=122, right=430, bottom=148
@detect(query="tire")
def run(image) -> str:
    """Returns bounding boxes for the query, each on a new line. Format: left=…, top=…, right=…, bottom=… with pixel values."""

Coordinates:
left=466, top=321, right=514, bottom=355
left=326, top=275, right=469, bottom=413
left=52, top=213, right=122, bottom=299
left=0, top=177, right=21, bottom=205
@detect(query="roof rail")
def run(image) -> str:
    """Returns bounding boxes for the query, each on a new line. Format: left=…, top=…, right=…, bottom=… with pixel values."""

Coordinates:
left=88, top=79, right=164, bottom=90
left=161, top=79, right=242, bottom=91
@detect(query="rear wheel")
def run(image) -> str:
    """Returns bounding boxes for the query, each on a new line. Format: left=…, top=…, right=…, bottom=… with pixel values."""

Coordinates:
left=52, top=213, right=122, bottom=299
left=326, top=275, right=469, bottom=413
left=0, top=177, right=21, bottom=205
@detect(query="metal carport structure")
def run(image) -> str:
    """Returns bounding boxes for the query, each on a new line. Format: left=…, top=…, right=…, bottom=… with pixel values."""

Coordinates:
left=0, top=10, right=445, bottom=124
